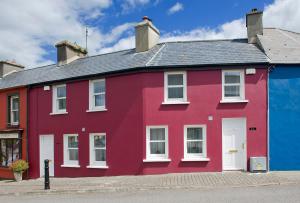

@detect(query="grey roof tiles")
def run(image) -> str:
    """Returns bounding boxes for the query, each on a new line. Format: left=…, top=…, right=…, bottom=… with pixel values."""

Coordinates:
left=0, top=39, right=269, bottom=89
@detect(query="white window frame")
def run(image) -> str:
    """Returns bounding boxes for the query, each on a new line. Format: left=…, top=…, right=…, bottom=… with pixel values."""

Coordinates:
left=88, top=79, right=106, bottom=112
left=183, top=125, right=207, bottom=160
left=10, top=95, right=19, bottom=125
left=164, top=71, right=187, bottom=104
left=88, top=133, right=107, bottom=168
left=144, top=125, right=170, bottom=162
left=62, top=134, right=79, bottom=167
left=52, top=84, right=67, bottom=114
left=222, top=70, right=245, bottom=101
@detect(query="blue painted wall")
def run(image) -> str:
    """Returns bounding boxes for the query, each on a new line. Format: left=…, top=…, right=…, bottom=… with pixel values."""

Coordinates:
left=269, top=66, right=300, bottom=170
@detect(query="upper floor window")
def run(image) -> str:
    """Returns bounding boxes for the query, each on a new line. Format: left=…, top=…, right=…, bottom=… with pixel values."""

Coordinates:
left=88, top=79, right=105, bottom=111
left=88, top=133, right=107, bottom=168
left=63, top=134, right=79, bottom=167
left=145, top=126, right=169, bottom=161
left=52, top=84, right=67, bottom=114
left=164, top=72, right=187, bottom=103
left=222, top=70, right=245, bottom=101
left=183, top=125, right=207, bottom=160
left=9, top=95, right=19, bottom=126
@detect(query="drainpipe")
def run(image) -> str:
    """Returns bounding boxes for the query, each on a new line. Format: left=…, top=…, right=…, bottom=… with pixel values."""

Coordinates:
left=25, top=86, right=30, bottom=179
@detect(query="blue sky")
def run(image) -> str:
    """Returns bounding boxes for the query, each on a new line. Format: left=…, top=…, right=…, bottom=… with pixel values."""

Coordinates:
left=0, top=0, right=299, bottom=68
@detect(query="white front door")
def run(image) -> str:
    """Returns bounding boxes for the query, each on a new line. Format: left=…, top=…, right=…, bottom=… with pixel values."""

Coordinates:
left=222, top=118, right=246, bottom=170
left=39, top=135, right=54, bottom=177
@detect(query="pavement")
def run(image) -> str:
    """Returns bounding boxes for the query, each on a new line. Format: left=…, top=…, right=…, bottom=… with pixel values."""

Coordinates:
left=0, top=171, right=300, bottom=196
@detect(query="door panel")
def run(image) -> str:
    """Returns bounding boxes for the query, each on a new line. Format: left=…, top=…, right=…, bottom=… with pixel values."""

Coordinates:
left=39, top=135, right=54, bottom=177
left=222, top=118, right=246, bottom=170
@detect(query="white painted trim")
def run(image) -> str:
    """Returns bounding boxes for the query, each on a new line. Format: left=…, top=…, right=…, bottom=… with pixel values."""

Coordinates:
left=164, top=71, right=187, bottom=103
left=50, top=112, right=68, bottom=115
left=143, top=159, right=171, bottom=163
left=52, top=84, right=67, bottom=114
left=222, top=70, right=245, bottom=101
left=181, top=158, right=210, bottom=162
left=63, top=134, right=79, bottom=166
left=89, top=133, right=107, bottom=167
left=146, top=125, right=169, bottom=161
left=88, top=79, right=106, bottom=111
left=86, top=108, right=107, bottom=112
left=183, top=125, right=207, bottom=160
left=86, top=165, right=109, bottom=169
left=220, top=100, right=249, bottom=104
left=161, top=101, right=190, bottom=105
left=60, top=165, right=80, bottom=168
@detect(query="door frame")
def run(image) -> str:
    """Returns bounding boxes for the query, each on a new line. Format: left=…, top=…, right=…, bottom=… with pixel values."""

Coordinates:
left=222, top=117, right=247, bottom=171
left=39, top=134, right=55, bottom=177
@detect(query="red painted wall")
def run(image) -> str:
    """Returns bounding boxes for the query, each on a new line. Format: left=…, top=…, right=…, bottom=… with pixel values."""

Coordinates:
left=28, top=67, right=267, bottom=178
left=0, top=87, right=27, bottom=179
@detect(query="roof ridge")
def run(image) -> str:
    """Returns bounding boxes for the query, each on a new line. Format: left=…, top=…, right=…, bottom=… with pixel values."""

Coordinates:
left=264, top=27, right=300, bottom=35
left=159, top=38, right=247, bottom=44
left=146, top=43, right=166, bottom=66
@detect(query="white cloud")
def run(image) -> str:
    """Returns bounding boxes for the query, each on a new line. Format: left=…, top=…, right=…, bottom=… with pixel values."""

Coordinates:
left=121, top=0, right=150, bottom=13
left=167, top=2, right=184, bottom=15
left=1, top=0, right=300, bottom=68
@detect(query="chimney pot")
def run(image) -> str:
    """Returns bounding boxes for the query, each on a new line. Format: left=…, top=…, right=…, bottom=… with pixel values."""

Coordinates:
left=246, top=9, right=263, bottom=44
left=0, top=60, right=24, bottom=78
left=135, top=16, right=160, bottom=52
left=55, top=40, right=87, bottom=65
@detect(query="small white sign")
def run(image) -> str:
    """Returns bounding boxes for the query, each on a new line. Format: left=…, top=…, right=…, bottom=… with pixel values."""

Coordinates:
left=246, top=68, right=256, bottom=75
left=44, top=86, right=50, bottom=91
left=208, top=115, right=213, bottom=121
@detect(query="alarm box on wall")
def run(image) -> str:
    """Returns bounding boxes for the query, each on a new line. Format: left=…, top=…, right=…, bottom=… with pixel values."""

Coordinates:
left=250, top=157, right=267, bottom=172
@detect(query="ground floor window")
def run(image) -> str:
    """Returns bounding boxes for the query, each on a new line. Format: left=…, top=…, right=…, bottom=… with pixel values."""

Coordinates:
left=0, top=139, right=21, bottom=167
left=63, top=134, right=79, bottom=166
left=89, top=133, right=106, bottom=167
left=146, top=126, right=169, bottom=160
left=184, top=125, right=207, bottom=160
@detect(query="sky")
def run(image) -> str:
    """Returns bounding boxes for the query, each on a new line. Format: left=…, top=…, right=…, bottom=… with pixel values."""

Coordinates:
left=0, top=0, right=299, bottom=68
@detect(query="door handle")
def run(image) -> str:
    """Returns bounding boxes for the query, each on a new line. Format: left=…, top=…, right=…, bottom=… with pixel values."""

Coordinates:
left=229, top=149, right=238, bottom=153
left=242, top=143, right=245, bottom=149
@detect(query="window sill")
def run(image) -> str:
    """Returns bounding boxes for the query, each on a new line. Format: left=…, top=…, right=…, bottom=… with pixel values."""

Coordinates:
left=220, top=100, right=249, bottom=104
left=181, top=158, right=210, bottom=162
left=50, top=112, right=68, bottom=115
left=162, top=101, right=190, bottom=105
left=61, top=164, right=80, bottom=168
left=86, top=165, right=109, bottom=169
left=143, top=159, right=171, bottom=163
left=86, top=108, right=107, bottom=112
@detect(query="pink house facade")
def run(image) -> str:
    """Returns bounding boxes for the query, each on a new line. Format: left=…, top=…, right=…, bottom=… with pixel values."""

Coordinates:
left=27, top=66, right=267, bottom=178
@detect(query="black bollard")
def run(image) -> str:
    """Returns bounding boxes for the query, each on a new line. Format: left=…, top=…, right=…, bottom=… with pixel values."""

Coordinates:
left=44, top=159, right=50, bottom=190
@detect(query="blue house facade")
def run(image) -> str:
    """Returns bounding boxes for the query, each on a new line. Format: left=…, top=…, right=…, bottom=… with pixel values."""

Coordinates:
left=269, top=66, right=300, bottom=170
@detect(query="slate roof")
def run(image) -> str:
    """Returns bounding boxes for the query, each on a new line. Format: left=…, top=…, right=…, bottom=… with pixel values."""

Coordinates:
left=257, top=28, right=300, bottom=64
left=0, top=39, right=268, bottom=90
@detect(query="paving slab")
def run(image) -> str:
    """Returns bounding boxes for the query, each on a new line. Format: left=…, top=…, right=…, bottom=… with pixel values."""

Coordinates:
left=0, top=171, right=299, bottom=196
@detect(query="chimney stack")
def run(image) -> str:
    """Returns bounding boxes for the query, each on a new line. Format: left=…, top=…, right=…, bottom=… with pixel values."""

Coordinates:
left=55, top=40, right=87, bottom=66
left=246, top=8, right=263, bottom=43
left=0, top=60, right=24, bottom=78
left=135, top=16, right=160, bottom=52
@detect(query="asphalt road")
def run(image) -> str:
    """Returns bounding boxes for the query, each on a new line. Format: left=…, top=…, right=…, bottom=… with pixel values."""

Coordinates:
left=1, top=184, right=300, bottom=203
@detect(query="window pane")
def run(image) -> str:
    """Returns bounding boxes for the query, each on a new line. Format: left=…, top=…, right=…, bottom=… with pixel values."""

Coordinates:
left=225, top=72, right=240, bottom=84
left=68, top=136, right=78, bottom=148
left=12, top=111, right=19, bottom=123
left=94, top=81, right=105, bottom=94
left=12, top=98, right=19, bottom=110
left=94, top=136, right=105, bottom=148
left=150, top=142, right=165, bottom=154
left=187, top=141, right=202, bottom=154
left=57, top=86, right=66, bottom=98
left=168, top=87, right=183, bottom=99
left=168, top=74, right=183, bottom=86
left=69, top=149, right=78, bottom=160
left=58, top=98, right=66, bottom=110
left=150, top=128, right=165, bottom=141
left=6, top=140, right=13, bottom=165
left=224, top=85, right=240, bottom=97
left=95, top=149, right=106, bottom=161
left=94, top=94, right=105, bottom=107
left=0, top=140, right=7, bottom=166
left=187, top=128, right=202, bottom=140
left=12, top=140, right=20, bottom=161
